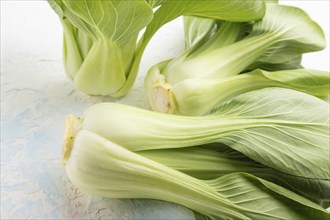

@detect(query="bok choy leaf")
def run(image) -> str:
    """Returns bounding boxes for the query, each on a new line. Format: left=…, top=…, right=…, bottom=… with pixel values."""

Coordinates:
left=48, top=0, right=153, bottom=96
left=63, top=129, right=329, bottom=220
left=145, top=2, right=327, bottom=115
left=65, top=88, right=329, bottom=185
left=146, top=67, right=329, bottom=115
left=139, top=144, right=330, bottom=207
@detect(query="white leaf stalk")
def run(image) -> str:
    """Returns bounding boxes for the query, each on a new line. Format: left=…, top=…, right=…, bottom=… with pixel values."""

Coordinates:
left=63, top=88, right=330, bottom=182
left=62, top=129, right=329, bottom=220
left=63, top=129, right=247, bottom=220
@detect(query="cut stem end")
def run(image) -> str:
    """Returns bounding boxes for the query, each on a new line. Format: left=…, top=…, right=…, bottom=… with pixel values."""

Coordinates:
left=62, top=114, right=81, bottom=165
left=151, top=83, right=176, bottom=114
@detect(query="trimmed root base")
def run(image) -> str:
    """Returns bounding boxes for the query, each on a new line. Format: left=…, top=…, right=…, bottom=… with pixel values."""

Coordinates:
left=151, top=83, right=176, bottom=114
left=62, top=115, right=81, bottom=165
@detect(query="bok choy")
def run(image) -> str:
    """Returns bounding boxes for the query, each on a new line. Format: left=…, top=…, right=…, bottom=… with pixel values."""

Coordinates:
left=62, top=129, right=329, bottom=220
left=48, top=0, right=154, bottom=96
left=146, top=67, right=329, bottom=115
left=139, top=144, right=330, bottom=207
left=48, top=0, right=265, bottom=97
left=145, top=1, right=328, bottom=115
left=64, top=88, right=330, bottom=192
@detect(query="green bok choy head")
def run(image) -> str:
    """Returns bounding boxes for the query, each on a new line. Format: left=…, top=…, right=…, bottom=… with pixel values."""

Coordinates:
left=63, top=129, right=329, bottom=220
left=145, top=2, right=327, bottom=115
left=48, top=0, right=153, bottom=96
left=48, top=0, right=265, bottom=97
left=64, top=88, right=330, bottom=191
left=148, top=68, right=329, bottom=115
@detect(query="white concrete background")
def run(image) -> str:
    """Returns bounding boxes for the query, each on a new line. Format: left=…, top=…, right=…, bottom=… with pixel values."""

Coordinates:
left=1, top=1, right=329, bottom=219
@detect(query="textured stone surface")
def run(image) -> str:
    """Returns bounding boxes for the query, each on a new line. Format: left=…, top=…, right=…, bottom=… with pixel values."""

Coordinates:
left=1, top=1, right=329, bottom=219
left=1, top=1, right=193, bottom=219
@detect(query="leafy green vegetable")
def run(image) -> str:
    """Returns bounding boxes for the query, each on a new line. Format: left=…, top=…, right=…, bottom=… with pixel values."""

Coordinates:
left=145, top=2, right=327, bottom=114
left=66, top=88, right=329, bottom=185
left=48, top=0, right=153, bottom=96
left=53, top=1, right=330, bottom=216
left=116, top=0, right=266, bottom=97
left=63, top=129, right=329, bottom=220
left=140, top=144, right=330, bottom=207
left=48, top=0, right=265, bottom=97
left=147, top=68, right=329, bottom=115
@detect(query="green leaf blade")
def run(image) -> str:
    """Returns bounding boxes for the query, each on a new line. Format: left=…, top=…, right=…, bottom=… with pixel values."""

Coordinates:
left=62, top=0, right=153, bottom=43
left=212, top=88, right=330, bottom=180
left=208, top=173, right=329, bottom=220
left=143, top=0, right=265, bottom=44
left=250, top=2, right=326, bottom=64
